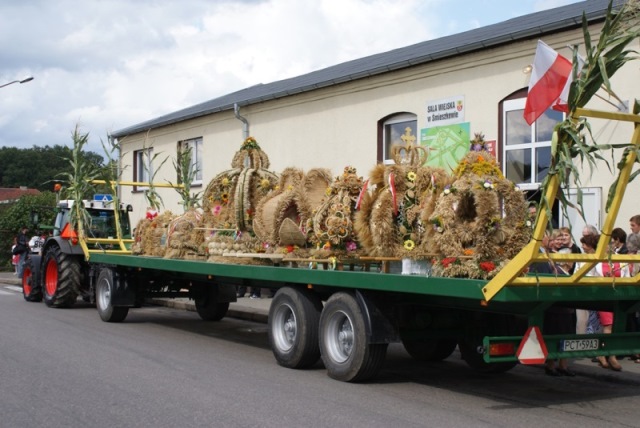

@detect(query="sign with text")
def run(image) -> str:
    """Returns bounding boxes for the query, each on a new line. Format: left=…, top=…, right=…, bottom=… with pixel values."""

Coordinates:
left=420, top=122, right=470, bottom=172
left=426, top=95, right=465, bottom=126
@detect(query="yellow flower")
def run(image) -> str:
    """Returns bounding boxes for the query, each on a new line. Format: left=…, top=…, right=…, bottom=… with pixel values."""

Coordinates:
left=407, top=171, right=417, bottom=182
left=404, top=239, right=416, bottom=251
left=221, top=192, right=229, bottom=203
left=259, top=178, right=271, bottom=191
left=221, top=177, right=230, bottom=187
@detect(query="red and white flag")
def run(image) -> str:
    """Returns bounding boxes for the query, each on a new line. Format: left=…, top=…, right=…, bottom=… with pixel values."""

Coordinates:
left=524, top=40, right=573, bottom=125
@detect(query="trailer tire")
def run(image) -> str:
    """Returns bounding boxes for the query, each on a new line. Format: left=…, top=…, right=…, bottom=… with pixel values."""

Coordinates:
left=42, top=245, right=80, bottom=308
left=268, top=287, right=322, bottom=369
left=21, top=257, right=42, bottom=302
left=96, top=268, right=129, bottom=322
left=402, top=338, right=457, bottom=362
left=319, top=292, right=387, bottom=382
left=195, top=288, right=229, bottom=321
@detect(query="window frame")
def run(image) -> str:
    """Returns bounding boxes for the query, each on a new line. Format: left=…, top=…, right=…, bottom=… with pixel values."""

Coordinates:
left=133, top=148, right=152, bottom=192
left=501, top=98, right=562, bottom=187
left=378, top=112, right=418, bottom=163
left=178, top=137, right=203, bottom=186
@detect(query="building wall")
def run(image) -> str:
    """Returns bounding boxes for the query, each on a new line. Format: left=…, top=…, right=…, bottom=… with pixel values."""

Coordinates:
left=118, top=23, right=640, bottom=235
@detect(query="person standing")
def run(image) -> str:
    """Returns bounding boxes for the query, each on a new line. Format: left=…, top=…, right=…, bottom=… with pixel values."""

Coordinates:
left=610, top=228, right=628, bottom=254
left=15, top=227, right=29, bottom=279
left=11, top=237, right=19, bottom=274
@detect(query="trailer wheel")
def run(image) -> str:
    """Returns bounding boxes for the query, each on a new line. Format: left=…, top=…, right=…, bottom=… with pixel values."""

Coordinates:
left=42, top=245, right=80, bottom=308
left=319, top=292, right=387, bottom=382
left=96, top=268, right=129, bottom=322
left=194, top=287, right=229, bottom=321
left=268, top=287, right=322, bottom=369
left=402, top=338, right=457, bottom=362
left=22, top=257, right=42, bottom=302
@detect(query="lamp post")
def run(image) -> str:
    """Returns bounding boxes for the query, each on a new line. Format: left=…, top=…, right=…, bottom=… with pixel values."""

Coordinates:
left=0, top=76, right=34, bottom=89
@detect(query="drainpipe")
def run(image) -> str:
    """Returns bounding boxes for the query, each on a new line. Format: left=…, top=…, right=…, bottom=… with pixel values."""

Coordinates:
left=234, top=103, right=250, bottom=140
left=108, top=133, right=120, bottom=201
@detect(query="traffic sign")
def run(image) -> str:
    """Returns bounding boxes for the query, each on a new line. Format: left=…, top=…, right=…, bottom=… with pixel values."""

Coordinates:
left=93, top=194, right=113, bottom=202
left=516, top=326, right=548, bottom=364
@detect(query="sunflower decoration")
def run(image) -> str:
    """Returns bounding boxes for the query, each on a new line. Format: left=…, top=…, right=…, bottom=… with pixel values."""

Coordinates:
left=429, top=150, right=529, bottom=279
left=308, top=166, right=365, bottom=257
left=355, top=142, right=450, bottom=259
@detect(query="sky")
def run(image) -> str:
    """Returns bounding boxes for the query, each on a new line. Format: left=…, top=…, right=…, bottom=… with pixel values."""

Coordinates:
left=0, top=0, right=581, bottom=156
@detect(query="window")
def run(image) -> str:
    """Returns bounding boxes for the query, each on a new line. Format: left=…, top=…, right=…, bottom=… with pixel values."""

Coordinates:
left=380, top=113, right=417, bottom=162
left=502, top=98, right=562, bottom=186
left=133, top=148, right=152, bottom=191
left=178, top=138, right=203, bottom=185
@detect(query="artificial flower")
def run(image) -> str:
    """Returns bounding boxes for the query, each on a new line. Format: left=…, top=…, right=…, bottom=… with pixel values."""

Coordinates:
left=404, top=239, right=416, bottom=251
left=407, top=171, right=417, bottom=182
left=441, top=257, right=458, bottom=268
left=479, top=261, right=496, bottom=272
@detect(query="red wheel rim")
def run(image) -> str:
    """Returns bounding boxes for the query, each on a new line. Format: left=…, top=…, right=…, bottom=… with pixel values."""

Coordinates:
left=45, top=259, right=58, bottom=296
left=22, top=267, right=32, bottom=295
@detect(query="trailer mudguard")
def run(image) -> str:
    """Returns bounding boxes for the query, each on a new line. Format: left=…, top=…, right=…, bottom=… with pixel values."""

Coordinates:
left=355, top=290, right=399, bottom=344
left=109, top=268, right=136, bottom=307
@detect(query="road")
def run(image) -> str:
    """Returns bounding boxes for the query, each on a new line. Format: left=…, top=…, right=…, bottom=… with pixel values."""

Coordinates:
left=1, top=283, right=640, bottom=428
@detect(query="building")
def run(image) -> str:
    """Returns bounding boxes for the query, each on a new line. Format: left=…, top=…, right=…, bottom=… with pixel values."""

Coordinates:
left=111, top=0, right=636, bottom=239
left=0, top=187, right=40, bottom=205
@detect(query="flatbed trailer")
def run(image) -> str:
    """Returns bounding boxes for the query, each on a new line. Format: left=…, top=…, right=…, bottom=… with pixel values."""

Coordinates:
left=22, top=107, right=640, bottom=382
left=80, top=249, right=640, bottom=382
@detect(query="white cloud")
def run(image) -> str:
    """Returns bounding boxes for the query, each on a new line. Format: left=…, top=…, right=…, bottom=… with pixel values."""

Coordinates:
left=0, top=0, right=580, bottom=154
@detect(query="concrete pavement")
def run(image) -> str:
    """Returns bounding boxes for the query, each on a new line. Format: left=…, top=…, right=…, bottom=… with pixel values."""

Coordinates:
left=3, top=270, right=640, bottom=378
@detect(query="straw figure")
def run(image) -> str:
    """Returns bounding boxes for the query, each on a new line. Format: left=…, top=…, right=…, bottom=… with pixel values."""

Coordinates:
left=134, top=210, right=175, bottom=257
left=429, top=148, right=529, bottom=279
left=307, top=166, right=366, bottom=258
left=253, top=167, right=333, bottom=255
left=164, top=209, right=206, bottom=260
left=355, top=142, right=450, bottom=259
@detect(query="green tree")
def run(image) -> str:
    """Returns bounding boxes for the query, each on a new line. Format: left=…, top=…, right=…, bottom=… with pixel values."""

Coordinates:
left=0, top=192, right=57, bottom=270
left=0, top=144, right=104, bottom=192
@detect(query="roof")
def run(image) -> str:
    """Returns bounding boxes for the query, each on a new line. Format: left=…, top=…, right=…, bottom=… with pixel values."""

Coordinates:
left=0, top=187, right=40, bottom=204
left=111, top=0, right=623, bottom=139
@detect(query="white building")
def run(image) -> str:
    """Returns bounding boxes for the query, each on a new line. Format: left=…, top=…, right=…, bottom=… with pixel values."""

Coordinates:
left=111, top=0, right=637, bottom=241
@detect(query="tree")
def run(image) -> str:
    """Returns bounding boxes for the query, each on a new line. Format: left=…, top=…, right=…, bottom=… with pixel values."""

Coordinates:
left=0, top=144, right=104, bottom=191
left=0, top=192, right=57, bottom=270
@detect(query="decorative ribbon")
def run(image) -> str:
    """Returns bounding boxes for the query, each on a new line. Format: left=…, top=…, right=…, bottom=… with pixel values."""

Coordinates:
left=355, top=179, right=369, bottom=210
left=389, top=173, right=397, bottom=215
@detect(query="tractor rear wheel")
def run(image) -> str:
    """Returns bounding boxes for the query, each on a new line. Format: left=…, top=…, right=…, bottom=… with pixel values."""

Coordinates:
left=21, top=257, right=42, bottom=302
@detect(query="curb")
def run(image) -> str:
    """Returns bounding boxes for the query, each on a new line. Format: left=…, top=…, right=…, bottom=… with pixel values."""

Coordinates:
left=149, top=298, right=269, bottom=324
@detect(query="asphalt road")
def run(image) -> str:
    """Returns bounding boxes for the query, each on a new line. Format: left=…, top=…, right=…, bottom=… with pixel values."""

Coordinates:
left=2, top=283, right=640, bottom=428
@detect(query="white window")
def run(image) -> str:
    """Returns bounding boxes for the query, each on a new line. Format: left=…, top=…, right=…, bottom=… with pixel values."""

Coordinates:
left=134, top=148, right=152, bottom=190
left=382, top=113, right=417, bottom=162
left=502, top=98, right=563, bottom=185
left=178, top=138, right=203, bottom=184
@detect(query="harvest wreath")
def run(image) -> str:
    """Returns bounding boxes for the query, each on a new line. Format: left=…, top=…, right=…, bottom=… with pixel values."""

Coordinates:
left=429, top=150, right=529, bottom=279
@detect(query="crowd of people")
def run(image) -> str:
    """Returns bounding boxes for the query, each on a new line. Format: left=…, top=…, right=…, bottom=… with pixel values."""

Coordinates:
left=534, top=209, right=640, bottom=376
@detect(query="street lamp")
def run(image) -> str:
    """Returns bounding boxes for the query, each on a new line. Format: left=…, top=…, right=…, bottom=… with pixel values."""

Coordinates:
left=0, top=76, right=34, bottom=89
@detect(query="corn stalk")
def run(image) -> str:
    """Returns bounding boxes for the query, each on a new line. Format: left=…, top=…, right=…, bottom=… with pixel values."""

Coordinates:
left=56, top=125, right=101, bottom=239
left=541, top=0, right=640, bottom=222
left=168, top=146, right=202, bottom=211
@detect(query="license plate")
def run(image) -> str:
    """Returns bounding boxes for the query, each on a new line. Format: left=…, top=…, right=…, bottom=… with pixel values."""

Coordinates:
left=561, top=338, right=599, bottom=352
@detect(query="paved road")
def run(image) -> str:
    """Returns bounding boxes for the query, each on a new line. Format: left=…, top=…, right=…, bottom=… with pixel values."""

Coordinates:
left=3, top=283, right=640, bottom=427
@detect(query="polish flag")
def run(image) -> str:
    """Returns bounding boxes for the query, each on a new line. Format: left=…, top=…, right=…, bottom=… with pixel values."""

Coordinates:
left=524, top=40, right=573, bottom=125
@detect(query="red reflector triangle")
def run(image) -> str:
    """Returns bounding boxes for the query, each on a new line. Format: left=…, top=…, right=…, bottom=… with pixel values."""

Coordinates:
left=516, top=326, right=548, bottom=365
